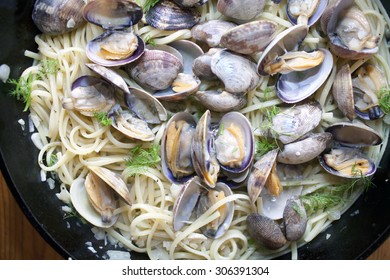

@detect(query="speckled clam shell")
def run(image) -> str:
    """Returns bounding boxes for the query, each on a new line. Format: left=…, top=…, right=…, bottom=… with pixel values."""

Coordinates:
left=191, top=20, right=237, bottom=47
left=220, top=20, right=278, bottom=55
left=217, top=0, right=266, bottom=21
left=145, top=0, right=200, bottom=31
left=32, top=0, right=86, bottom=35
left=211, top=50, right=260, bottom=94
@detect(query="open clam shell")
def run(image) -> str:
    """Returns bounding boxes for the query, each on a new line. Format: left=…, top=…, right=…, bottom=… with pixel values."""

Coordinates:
left=82, top=0, right=142, bottom=29
left=70, top=177, right=118, bottom=228
left=257, top=24, right=309, bottom=76
left=276, top=48, right=333, bottom=103
left=161, top=112, right=197, bottom=184
left=86, top=63, right=129, bottom=94
left=326, top=0, right=379, bottom=60
left=86, top=31, right=145, bottom=67
left=196, top=182, right=234, bottom=239
left=215, top=112, right=255, bottom=178
left=286, top=0, right=328, bottom=26
left=152, top=40, right=204, bottom=101
left=63, top=75, right=116, bottom=117
left=332, top=64, right=356, bottom=120
left=318, top=147, right=377, bottom=178
left=191, top=110, right=220, bottom=188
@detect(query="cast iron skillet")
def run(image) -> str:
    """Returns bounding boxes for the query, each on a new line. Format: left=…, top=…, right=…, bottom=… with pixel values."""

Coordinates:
left=1, top=0, right=390, bottom=260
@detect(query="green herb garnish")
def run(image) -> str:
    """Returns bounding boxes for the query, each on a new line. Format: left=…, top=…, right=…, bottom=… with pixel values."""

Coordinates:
left=301, top=193, right=343, bottom=215
left=40, top=59, right=60, bottom=76
left=48, top=154, right=58, bottom=167
left=142, top=0, right=160, bottom=13
left=8, top=72, right=34, bottom=111
left=263, top=87, right=275, bottom=101
left=256, top=138, right=278, bottom=157
left=125, top=144, right=161, bottom=176
left=378, top=87, right=390, bottom=114
left=94, top=111, right=113, bottom=126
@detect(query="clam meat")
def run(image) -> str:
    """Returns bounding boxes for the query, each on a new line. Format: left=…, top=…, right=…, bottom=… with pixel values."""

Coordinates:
left=287, top=0, right=328, bottom=26
left=161, top=112, right=197, bottom=184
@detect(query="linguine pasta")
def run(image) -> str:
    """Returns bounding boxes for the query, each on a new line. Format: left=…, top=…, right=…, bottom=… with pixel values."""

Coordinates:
left=19, top=0, right=390, bottom=259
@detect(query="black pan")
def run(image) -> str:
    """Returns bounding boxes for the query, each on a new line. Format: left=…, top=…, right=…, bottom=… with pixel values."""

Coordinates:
left=1, top=0, right=390, bottom=260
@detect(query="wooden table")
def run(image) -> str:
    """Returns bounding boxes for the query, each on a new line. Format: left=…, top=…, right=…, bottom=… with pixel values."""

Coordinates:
left=1, top=170, right=389, bottom=260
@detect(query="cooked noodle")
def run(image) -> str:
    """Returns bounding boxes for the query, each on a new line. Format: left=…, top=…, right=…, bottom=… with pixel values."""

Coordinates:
left=19, top=0, right=390, bottom=259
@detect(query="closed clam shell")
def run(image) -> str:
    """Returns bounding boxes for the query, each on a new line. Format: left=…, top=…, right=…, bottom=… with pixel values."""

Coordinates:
left=194, top=90, right=247, bottom=112
left=220, top=20, right=278, bottom=55
left=283, top=196, right=307, bottom=241
left=332, top=64, right=355, bottom=120
left=32, top=0, right=86, bottom=35
left=127, top=49, right=183, bottom=91
left=217, top=0, right=266, bottom=21
left=145, top=0, right=200, bottom=31
left=172, top=0, right=208, bottom=7
left=192, top=48, right=221, bottom=81
left=191, top=20, right=237, bottom=47
left=246, top=213, right=287, bottom=250
left=271, top=101, right=323, bottom=144
left=211, top=50, right=260, bottom=94
left=277, top=132, right=333, bottom=164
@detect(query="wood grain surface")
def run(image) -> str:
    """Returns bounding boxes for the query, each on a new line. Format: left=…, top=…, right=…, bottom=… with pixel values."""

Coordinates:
left=1, top=170, right=389, bottom=260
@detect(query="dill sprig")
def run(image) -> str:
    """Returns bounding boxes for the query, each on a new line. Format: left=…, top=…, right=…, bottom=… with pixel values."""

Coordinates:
left=378, top=87, right=390, bottom=114
left=141, top=0, right=160, bottom=13
left=94, top=111, right=113, bottom=126
left=48, top=154, right=58, bottom=167
left=40, top=59, right=60, bottom=76
left=256, top=138, right=278, bottom=157
left=301, top=193, right=343, bottom=215
left=7, top=72, right=34, bottom=111
left=125, top=144, right=161, bottom=176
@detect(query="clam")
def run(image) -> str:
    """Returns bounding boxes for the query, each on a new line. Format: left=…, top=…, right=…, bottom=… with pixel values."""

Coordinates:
left=271, top=101, right=323, bottom=144
left=319, top=147, right=377, bottom=178
left=83, top=1, right=145, bottom=67
left=276, top=48, right=333, bottom=103
left=173, top=176, right=234, bottom=239
left=333, top=64, right=386, bottom=121
left=325, top=0, right=379, bottom=59
left=211, top=50, right=260, bottom=94
left=196, top=182, right=234, bottom=239
left=257, top=24, right=309, bottom=76
left=247, top=149, right=282, bottom=205
left=286, top=0, right=328, bottom=26
left=70, top=177, right=117, bottom=228
left=216, top=0, right=266, bottom=21
left=332, top=64, right=355, bottom=120
left=32, top=0, right=86, bottom=35
left=277, top=132, right=333, bottom=164
left=246, top=213, right=287, bottom=250
left=319, top=122, right=382, bottom=178
left=145, top=0, right=201, bottom=31
left=86, top=63, right=130, bottom=94
left=220, top=20, right=278, bottom=55
left=82, top=0, right=143, bottom=30
left=283, top=196, right=307, bottom=241
left=353, top=65, right=386, bottom=120
left=108, top=105, right=155, bottom=142
left=191, top=20, right=237, bottom=48
left=191, top=110, right=220, bottom=187
left=215, top=112, right=255, bottom=181
left=127, top=49, right=183, bottom=91
left=161, top=112, right=197, bottom=184
left=194, top=90, right=247, bottom=113
left=70, top=166, right=131, bottom=228
left=192, top=48, right=221, bottom=81
left=62, top=75, right=116, bottom=117
left=86, top=30, right=145, bottom=67
left=152, top=40, right=203, bottom=101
